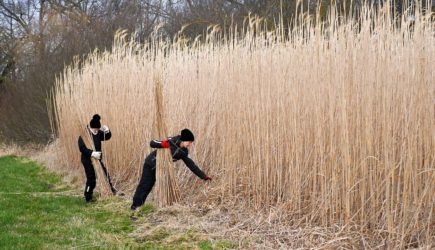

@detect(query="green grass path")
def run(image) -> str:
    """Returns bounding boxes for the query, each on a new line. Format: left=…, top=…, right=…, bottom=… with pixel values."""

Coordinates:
left=0, top=156, right=134, bottom=249
left=0, top=156, right=235, bottom=249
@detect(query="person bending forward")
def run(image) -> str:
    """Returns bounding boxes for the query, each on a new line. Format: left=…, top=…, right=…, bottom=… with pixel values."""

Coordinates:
left=131, top=128, right=211, bottom=210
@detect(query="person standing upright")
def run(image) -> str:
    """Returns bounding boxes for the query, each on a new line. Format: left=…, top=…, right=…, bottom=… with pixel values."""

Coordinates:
left=78, top=114, right=120, bottom=202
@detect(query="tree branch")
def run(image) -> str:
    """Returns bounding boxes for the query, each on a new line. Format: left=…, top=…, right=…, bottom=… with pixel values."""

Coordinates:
left=0, top=1, right=32, bottom=35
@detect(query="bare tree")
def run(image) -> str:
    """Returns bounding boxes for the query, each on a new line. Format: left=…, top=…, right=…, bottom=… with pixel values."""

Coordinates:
left=0, top=0, right=167, bottom=143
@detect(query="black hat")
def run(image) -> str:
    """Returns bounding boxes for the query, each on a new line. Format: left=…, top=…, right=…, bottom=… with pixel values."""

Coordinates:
left=90, top=114, right=101, bottom=129
left=180, top=128, right=194, bottom=141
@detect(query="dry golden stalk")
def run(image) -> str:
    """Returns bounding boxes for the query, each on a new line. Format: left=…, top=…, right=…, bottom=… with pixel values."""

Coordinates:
left=153, top=76, right=181, bottom=207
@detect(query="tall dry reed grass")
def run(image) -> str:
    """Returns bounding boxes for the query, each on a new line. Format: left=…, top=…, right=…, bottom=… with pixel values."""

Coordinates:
left=153, top=76, right=181, bottom=207
left=51, top=5, right=434, bottom=247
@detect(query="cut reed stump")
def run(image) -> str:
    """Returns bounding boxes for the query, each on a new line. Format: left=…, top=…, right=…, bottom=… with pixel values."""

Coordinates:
left=153, top=76, right=181, bottom=207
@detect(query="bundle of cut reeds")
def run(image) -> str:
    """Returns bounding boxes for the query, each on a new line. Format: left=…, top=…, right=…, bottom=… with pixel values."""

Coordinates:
left=153, top=76, right=181, bottom=207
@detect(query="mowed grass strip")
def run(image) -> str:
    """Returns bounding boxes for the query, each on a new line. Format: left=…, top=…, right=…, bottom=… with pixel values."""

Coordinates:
left=0, top=156, right=234, bottom=250
left=0, top=155, right=133, bottom=249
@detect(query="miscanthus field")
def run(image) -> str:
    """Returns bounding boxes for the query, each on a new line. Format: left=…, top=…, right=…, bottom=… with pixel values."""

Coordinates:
left=49, top=5, right=434, bottom=249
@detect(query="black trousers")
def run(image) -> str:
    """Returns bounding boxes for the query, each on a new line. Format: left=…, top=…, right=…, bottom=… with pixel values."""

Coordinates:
left=81, top=155, right=116, bottom=201
left=132, top=161, right=156, bottom=207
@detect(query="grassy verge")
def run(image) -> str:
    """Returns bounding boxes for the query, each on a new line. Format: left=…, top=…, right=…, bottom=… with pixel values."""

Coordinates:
left=0, top=155, right=133, bottom=249
left=0, top=156, right=235, bottom=249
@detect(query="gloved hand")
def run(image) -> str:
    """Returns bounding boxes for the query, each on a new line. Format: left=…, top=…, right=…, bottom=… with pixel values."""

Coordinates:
left=101, top=125, right=110, bottom=134
left=204, top=176, right=212, bottom=181
left=91, top=151, right=102, bottom=160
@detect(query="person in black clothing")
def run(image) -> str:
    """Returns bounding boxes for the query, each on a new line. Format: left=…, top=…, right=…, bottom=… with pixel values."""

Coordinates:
left=131, top=128, right=211, bottom=210
left=78, top=114, right=119, bottom=202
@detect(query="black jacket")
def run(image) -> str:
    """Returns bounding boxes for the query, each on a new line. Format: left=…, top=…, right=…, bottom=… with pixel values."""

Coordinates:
left=145, top=135, right=207, bottom=180
left=78, top=129, right=112, bottom=158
